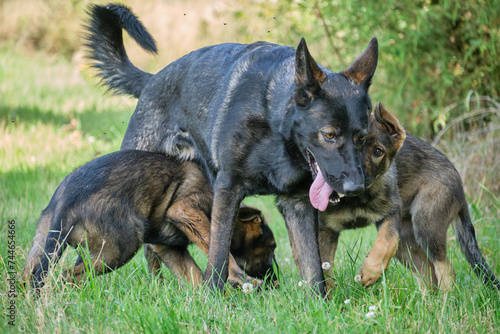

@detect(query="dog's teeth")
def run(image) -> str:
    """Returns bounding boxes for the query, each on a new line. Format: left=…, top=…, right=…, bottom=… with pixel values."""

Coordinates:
left=329, top=198, right=340, bottom=204
left=338, top=193, right=345, bottom=198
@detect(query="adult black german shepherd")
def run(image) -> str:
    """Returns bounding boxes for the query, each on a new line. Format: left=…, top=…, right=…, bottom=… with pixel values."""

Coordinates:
left=85, top=4, right=378, bottom=296
left=23, top=150, right=278, bottom=288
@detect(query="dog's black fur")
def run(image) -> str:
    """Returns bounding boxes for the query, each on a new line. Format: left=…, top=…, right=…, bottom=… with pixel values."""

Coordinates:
left=85, top=4, right=378, bottom=296
left=23, top=150, right=278, bottom=288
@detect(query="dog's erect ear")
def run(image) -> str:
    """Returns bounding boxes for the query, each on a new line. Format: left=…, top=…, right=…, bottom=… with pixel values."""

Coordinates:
left=342, top=37, right=378, bottom=88
left=294, top=38, right=326, bottom=106
left=374, top=102, right=406, bottom=150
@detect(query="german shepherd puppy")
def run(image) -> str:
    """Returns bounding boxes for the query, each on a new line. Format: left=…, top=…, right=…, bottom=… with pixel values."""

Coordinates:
left=23, top=150, right=278, bottom=288
left=319, top=102, right=406, bottom=289
left=85, top=4, right=378, bottom=297
left=394, top=124, right=499, bottom=290
left=320, top=103, right=500, bottom=291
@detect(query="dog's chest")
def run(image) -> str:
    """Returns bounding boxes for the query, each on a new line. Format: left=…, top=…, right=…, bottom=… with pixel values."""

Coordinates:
left=320, top=186, right=393, bottom=232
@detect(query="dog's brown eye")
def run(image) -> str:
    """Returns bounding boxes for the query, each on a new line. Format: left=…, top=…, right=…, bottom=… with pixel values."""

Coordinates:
left=322, top=132, right=336, bottom=141
left=373, top=147, right=384, bottom=157
left=359, top=136, right=366, bottom=143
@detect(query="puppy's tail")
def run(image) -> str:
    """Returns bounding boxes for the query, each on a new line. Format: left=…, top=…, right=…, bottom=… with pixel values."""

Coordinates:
left=84, top=4, right=157, bottom=98
left=453, top=206, right=500, bottom=289
left=32, top=215, right=71, bottom=289
left=22, top=211, right=51, bottom=283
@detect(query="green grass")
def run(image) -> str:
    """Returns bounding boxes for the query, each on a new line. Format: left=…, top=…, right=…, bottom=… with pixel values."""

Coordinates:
left=1, top=49, right=499, bottom=333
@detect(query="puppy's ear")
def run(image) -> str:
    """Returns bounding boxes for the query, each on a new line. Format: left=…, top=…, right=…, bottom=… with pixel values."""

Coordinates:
left=342, top=37, right=378, bottom=89
left=294, top=38, right=326, bottom=106
left=237, top=207, right=263, bottom=224
left=374, top=102, right=406, bottom=151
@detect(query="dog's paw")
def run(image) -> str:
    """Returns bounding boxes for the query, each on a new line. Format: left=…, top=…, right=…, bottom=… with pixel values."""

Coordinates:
left=228, top=275, right=263, bottom=289
left=358, top=268, right=381, bottom=287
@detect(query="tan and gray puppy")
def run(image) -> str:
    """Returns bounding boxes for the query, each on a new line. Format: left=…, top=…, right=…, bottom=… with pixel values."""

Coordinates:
left=394, top=121, right=499, bottom=290
left=321, top=102, right=499, bottom=291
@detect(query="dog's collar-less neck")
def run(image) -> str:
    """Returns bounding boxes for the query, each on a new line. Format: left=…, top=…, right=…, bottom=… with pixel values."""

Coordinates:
left=278, top=98, right=297, bottom=141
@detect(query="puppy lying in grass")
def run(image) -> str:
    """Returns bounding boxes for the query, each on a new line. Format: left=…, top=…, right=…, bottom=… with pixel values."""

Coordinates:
left=23, top=150, right=278, bottom=289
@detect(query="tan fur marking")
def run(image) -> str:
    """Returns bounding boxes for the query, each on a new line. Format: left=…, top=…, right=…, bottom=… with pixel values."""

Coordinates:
left=434, top=259, right=455, bottom=291
left=359, top=218, right=399, bottom=286
left=146, top=244, right=203, bottom=286
left=165, top=201, right=257, bottom=286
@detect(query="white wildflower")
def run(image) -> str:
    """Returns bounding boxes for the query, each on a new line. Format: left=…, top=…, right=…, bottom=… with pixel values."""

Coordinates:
left=369, top=305, right=377, bottom=312
left=366, top=311, right=376, bottom=318
left=344, top=299, right=351, bottom=305
left=88, top=136, right=95, bottom=143
left=242, top=282, right=254, bottom=294
left=284, top=258, right=291, bottom=265
left=322, top=262, right=331, bottom=270
left=354, top=275, right=362, bottom=282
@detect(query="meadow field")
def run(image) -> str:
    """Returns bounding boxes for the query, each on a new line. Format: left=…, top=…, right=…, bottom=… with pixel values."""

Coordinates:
left=1, top=0, right=499, bottom=332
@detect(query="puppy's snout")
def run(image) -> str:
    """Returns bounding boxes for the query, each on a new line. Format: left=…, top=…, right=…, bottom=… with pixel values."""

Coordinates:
left=343, top=180, right=365, bottom=196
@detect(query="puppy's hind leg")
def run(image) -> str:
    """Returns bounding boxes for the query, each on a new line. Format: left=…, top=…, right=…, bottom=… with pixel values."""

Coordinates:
left=146, top=244, right=203, bottom=286
left=65, top=230, right=142, bottom=285
left=411, top=205, right=455, bottom=291
left=144, top=244, right=164, bottom=280
left=396, top=220, right=439, bottom=291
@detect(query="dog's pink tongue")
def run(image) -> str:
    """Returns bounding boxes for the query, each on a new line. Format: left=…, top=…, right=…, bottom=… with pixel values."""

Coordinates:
left=309, top=169, right=333, bottom=211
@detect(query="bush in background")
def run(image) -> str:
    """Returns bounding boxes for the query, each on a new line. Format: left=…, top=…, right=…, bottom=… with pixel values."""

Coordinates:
left=241, top=0, right=499, bottom=137
left=1, top=0, right=498, bottom=202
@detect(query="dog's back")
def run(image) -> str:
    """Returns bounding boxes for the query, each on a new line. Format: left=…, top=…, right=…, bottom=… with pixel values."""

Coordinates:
left=396, top=134, right=465, bottom=216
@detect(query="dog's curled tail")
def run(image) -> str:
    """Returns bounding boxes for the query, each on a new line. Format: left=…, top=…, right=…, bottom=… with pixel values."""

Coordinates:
left=454, top=207, right=500, bottom=289
left=85, top=4, right=157, bottom=98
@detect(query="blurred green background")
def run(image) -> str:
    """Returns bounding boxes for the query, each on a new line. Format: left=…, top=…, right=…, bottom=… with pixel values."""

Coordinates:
left=1, top=0, right=499, bottom=231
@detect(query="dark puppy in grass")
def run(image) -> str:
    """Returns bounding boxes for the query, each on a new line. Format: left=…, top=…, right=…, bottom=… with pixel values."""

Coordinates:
left=23, top=150, right=278, bottom=288
left=320, top=102, right=499, bottom=291
left=85, top=4, right=379, bottom=297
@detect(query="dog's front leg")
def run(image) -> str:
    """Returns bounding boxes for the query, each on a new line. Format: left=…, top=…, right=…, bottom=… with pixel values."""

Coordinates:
left=277, top=195, right=325, bottom=298
left=318, top=226, right=340, bottom=295
left=204, top=176, right=245, bottom=293
left=359, top=213, right=400, bottom=286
